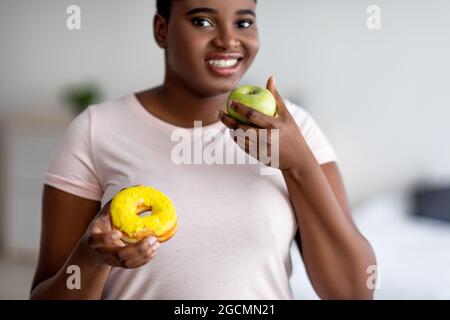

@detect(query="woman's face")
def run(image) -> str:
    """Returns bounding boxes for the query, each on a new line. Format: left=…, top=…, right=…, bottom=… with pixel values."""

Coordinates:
left=162, top=0, right=260, bottom=97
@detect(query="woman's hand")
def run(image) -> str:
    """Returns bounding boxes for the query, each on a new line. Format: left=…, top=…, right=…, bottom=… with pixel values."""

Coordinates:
left=219, top=76, right=309, bottom=171
left=81, top=187, right=160, bottom=269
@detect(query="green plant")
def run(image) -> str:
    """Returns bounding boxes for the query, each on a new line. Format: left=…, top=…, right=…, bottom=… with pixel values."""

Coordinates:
left=62, top=82, right=103, bottom=115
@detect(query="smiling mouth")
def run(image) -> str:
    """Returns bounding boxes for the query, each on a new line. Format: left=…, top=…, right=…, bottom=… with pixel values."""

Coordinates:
left=205, top=58, right=244, bottom=76
left=207, top=57, right=243, bottom=68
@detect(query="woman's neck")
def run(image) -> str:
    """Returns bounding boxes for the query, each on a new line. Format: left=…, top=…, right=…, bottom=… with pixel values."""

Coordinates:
left=137, top=77, right=229, bottom=128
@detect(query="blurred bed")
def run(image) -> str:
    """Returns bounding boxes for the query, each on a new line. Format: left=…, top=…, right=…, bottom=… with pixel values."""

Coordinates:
left=290, top=191, right=450, bottom=299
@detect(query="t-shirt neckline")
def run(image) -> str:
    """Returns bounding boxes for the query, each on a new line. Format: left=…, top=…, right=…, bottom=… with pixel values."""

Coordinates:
left=128, top=93, right=226, bottom=135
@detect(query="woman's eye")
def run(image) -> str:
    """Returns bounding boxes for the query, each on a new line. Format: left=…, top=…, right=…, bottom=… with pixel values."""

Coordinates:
left=236, top=19, right=254, bottom=29
left=192, top=18, right=213, bottom=28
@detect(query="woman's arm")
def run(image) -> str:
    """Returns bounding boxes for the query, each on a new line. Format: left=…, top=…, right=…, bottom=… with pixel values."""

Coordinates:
left=30, top=239, right=113, bottom=300
left=219, top=76, right=376, bottom=299
left=30, top=186, right=110, bottom=299
left=31, top=185, right=161, bottom=300
left=283, top=159, right=376, bottom=300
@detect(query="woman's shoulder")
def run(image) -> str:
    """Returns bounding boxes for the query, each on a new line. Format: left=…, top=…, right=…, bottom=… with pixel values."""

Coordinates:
left=64, top=94, right=136, bottom=137
left=85, top=94, right=141, bottom=128
left=88, top=94, right=134, bottom=117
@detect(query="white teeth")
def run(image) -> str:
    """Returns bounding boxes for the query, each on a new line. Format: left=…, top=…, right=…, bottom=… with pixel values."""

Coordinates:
left=207, top=59, right=239, bottom=68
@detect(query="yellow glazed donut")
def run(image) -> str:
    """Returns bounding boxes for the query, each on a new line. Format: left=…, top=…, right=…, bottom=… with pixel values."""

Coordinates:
left=110, top=185, right=178, bottom=244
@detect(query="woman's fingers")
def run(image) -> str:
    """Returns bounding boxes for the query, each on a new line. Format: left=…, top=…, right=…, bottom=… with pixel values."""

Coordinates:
left=93, top=235, right=160, bottom=269
left=219, top=111, right=253, bottom=131
left=220, top=108, right=276, bottom=162
left=220, top=111, right=260, bottom=144
left=116, top=236, right=159, bottom=261
left=122, top=250, right=158, bottom=269
left=88, top=230, right=122, bottom=248
left=227, top=100, right=277, bottom=128
left=266, top=76, right=289, bottom=119
left=116, top=237, right=160, bottom=269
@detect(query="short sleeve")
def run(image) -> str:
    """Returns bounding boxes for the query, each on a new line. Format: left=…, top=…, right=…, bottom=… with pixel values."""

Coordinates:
left=285, top=100, right=338, bottom=165
left=43, top=106, right=103, bottom=201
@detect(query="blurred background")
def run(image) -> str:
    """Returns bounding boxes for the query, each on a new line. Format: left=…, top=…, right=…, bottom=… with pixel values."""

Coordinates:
left=1, top=0, right=450, bottom=299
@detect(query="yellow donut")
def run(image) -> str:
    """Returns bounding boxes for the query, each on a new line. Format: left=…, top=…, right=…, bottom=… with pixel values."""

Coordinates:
left=110, top=185, right=178, bottom=244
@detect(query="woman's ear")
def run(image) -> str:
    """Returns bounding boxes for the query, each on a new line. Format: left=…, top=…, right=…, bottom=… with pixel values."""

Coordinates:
left=153, top=14, right=168, bottom=49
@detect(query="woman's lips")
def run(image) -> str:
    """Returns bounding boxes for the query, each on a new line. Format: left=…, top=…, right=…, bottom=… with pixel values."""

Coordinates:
left=205, top=58, right=243, bottom=77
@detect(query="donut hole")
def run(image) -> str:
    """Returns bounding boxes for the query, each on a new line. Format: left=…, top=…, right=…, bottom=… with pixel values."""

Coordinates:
left=138, top=206, right=153, bottom=218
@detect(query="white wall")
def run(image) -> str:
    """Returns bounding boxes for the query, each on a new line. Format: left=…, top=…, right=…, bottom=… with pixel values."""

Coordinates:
left=1, top=0, right=450, bottom=204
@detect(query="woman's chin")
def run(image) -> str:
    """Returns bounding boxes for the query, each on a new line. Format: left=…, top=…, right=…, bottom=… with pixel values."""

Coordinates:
left=186, top=70, right=243, bottom=97
left=204, top=78, right=242, bottom=95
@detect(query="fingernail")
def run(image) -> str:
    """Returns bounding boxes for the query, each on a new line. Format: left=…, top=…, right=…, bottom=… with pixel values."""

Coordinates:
left=148, top=236, right=157, bottom=246
left=111, top=231, right=121, bottom=240
left=272, top=75, right=276, bottom=86
left=152, top=242, right=160, bottom=251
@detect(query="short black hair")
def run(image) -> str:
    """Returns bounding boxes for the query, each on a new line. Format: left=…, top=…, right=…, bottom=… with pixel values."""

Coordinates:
left=156, top=0, right=172, bottom=21
left=156, top=0, right=257, bottom=21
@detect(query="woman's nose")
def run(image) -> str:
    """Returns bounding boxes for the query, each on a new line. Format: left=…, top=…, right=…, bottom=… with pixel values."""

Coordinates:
left=212, top=26, right=240, bottom=50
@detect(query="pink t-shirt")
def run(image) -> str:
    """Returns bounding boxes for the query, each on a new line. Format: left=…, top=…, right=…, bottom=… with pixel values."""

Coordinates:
left=43, top=94, right=337, bottom=299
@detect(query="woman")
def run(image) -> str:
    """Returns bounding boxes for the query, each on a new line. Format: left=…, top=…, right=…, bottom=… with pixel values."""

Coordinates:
left=30, top=0, right=376, bottom=299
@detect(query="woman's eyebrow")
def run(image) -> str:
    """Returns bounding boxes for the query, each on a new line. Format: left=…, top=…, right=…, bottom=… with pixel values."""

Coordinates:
left=185, top=8, right=256, bottom=17
left=236, top=9, right=256, bottom=17
left=186, top=7, right=218, bottom=16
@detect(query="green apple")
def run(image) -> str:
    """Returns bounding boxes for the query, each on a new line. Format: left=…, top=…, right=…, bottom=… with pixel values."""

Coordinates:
left=227, top=86, right=277, bottom=124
